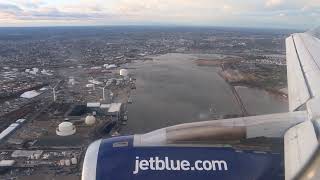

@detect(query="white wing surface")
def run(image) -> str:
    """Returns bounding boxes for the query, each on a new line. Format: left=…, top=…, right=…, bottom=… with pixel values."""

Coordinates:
left=286, top=33, right=320, bottom=111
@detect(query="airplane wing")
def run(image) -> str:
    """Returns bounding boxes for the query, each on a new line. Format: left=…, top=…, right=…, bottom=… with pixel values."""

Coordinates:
left=133, top=111, right=307, bottom=146
left=286, top=33, right=320, bottom=112
left=81, top=32, right=320, bottom=180
left=284, top=33, right=320, bottom=180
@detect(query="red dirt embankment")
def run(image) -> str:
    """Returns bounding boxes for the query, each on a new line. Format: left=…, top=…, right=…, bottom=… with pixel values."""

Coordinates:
left=195, top=59, right=226, bottom=66
left=218, top=69, right=258, bottom=83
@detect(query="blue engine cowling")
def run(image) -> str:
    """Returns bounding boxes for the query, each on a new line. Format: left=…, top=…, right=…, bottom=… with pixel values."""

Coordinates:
left=82, top=136, right=283, bottom=180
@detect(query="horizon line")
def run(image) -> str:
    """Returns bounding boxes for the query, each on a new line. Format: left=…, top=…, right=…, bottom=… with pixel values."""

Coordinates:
left=0, top=24, right=303, bottom=31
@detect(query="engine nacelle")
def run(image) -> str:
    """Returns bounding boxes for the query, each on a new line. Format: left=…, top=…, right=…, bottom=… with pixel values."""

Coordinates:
left=82, top=136, right=283, bottom=180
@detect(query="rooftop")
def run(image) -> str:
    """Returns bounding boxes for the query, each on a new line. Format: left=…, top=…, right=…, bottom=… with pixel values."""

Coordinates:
left=108, top=103, right=122, bottom=113
left=0, top=160, right=15, bottom=167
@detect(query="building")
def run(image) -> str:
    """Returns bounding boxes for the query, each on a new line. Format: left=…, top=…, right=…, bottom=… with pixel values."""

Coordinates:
left=107, top=103, right=122, bottom=120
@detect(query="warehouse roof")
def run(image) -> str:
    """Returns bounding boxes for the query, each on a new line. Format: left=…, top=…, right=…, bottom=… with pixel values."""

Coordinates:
left=20, top=90, right=40, bottom=99
left=0, top=160, right=15, bottom=167
left=108, top=103, right=122, bottom=113
left=87, top=102, right=101, bottom=108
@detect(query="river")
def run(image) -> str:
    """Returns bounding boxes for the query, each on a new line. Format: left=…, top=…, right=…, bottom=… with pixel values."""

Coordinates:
left=121, top=53, right=288, bottom=134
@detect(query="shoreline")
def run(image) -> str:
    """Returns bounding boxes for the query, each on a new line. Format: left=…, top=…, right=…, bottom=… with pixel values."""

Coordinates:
left=193, top=58, right=288, bottom=100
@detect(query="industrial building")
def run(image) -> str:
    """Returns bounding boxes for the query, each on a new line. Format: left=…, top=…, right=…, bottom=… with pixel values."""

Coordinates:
left=107, top=103, right=123, bottom=119
left=0, top=119, right=26, bottom=142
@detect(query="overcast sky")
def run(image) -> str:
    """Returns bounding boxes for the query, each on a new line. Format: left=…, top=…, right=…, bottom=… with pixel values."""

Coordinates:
left=0, top=0, right=319, bottom=29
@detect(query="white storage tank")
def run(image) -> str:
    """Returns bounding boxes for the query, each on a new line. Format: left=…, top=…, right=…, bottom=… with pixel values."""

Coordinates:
left=60, top=159, right=65, bottom=166
left=65, top=159, right=71, bottom=166
left=71, top=157, right=78, bottom=165
left=34, top=154, right=40, bottom=160
left=56, top=122, right=76, bottom=136
left=85, top=115, right=96, bottom=126
left=120, top=69, right=129, bottom=77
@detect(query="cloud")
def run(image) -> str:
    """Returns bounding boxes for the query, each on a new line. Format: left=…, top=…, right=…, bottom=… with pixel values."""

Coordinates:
left=265, top=0, right=284, bottom=7
left=278, top=13, right=286, bottom=17
left=0, top=2, right=111, bottom=21
left=0, top=0, right=319, bottom=28
left=23, top=7, right=109, bottom=20
left=0, top=3, right=22, bottom=13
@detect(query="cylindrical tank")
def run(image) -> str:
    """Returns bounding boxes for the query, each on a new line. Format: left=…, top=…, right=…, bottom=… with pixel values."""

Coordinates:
left=34, top=154, right=40, bottom=160
left=71, top=157, right=78, bottom=165
left=85, top=115, right=96, bottom=125
left=56, top=122, right=76, bottom=136
left=65, top=159, right=71, bottom=166
left=60, top=159, right=65, bottom=166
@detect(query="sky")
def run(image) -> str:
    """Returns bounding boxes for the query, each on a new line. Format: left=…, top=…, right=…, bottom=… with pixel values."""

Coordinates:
left=0, top=0, right=319, bottom=29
